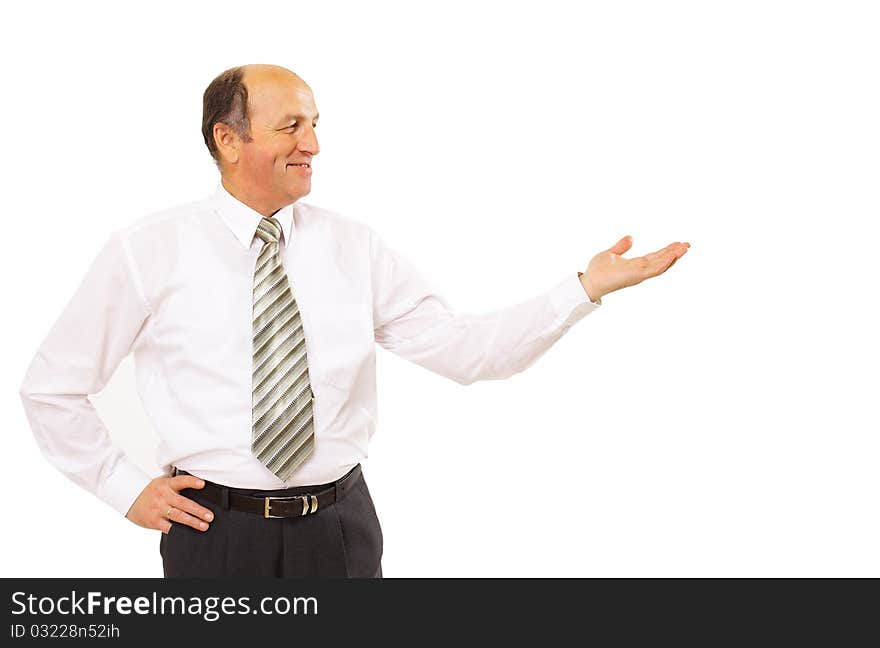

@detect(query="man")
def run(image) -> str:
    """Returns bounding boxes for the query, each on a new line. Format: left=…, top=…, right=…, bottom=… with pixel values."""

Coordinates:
left=18, top=63, right=690, bottom=577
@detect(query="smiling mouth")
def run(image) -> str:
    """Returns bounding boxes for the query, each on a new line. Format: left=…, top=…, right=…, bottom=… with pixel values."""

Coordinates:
left=288, top=163, right=310, bottom=168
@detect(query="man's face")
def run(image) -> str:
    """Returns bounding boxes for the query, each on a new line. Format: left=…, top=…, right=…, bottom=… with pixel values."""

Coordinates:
left=234, top=68, right=320, bottom=211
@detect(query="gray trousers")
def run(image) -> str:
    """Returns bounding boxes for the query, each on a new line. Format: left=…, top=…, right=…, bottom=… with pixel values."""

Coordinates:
left=160, top=465, right=383, bottom=577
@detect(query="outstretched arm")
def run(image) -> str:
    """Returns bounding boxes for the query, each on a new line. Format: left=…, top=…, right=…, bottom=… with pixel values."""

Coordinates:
left=370, top=230, right=690, bottom=386
left=370, top=229, right=602, bottom=386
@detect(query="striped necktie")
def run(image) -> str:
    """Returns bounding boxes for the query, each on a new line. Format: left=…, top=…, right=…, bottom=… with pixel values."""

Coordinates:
left=251, top=216, right=315, bottom=482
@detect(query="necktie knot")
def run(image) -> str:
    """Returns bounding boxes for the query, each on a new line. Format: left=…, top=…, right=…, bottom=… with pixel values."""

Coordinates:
left=256, top=217, right=282, bottom=246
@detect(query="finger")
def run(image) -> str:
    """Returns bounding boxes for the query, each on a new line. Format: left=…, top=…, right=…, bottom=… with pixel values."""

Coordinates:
left=170, top=475, right=205, bottom=492
left=171, top=493, right=215, bottom=523
left=643, top=242, right=679, bottom=263
left=647, top=242, right=689, bottom=267
left=167, top=506, right=210, bottom=532
left=607, top=235, right=633, bottom=256
left=649, top=240, right=690, bottom=259
left=162, top=519, right=173, bottom=535
left=657, top=245, right=689, bottom=273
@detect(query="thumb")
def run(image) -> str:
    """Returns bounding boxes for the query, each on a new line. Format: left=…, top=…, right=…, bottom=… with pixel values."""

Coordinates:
left=608, top=235, right=633, bottom=256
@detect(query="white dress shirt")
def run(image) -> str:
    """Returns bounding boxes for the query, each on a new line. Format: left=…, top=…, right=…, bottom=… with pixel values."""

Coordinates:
left=19, top=182, right=602, bottom=517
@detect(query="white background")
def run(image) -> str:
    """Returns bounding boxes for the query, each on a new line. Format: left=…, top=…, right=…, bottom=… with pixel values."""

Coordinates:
left=1, top=0, right=877, bottom=577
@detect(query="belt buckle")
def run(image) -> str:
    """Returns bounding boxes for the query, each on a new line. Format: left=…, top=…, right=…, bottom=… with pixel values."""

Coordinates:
left=264, top=495, right=319, bottom=518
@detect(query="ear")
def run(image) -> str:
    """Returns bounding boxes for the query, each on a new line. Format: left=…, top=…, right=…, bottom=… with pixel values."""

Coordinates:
left=213, top=122, right=241, bottom=166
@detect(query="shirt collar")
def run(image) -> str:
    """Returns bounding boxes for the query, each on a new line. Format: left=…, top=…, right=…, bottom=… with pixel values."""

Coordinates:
left=211, top=181, right=295, bottom=250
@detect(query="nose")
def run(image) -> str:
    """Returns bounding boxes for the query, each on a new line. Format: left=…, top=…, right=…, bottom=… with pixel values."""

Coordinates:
left=299, top=124, right=320, bottom=156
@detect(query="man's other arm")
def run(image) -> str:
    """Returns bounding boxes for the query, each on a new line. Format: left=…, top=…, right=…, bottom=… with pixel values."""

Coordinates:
left=18, top=230, right=155, bottom=516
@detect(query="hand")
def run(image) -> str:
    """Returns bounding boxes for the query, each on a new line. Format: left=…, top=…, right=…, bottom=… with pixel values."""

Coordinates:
left=125, top=474, right=214, bottom=534
left=579, top=235, right=690, bottom=301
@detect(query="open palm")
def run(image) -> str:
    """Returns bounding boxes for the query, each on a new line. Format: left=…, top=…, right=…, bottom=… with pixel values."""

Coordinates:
left=580, top=235, right=690, bottom=301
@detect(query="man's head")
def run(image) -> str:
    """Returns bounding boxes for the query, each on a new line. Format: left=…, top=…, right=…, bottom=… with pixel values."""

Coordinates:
left=202, top=64, right=320, bottom=216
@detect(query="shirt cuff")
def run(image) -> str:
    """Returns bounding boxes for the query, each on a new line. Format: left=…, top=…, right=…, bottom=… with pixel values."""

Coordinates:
left=549, top=273, right=602, bottom=333
left=576, top=271, right=602, bottom=305
left=98, top=457, right=155, bottom=518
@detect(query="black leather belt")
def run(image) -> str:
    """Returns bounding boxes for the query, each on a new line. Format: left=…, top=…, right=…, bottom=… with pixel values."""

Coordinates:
left=172, top=464, right=362, bottom=519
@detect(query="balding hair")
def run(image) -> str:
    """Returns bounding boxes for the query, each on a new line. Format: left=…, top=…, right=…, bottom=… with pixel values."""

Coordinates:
left=201, top=66, right=253, bottom=168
